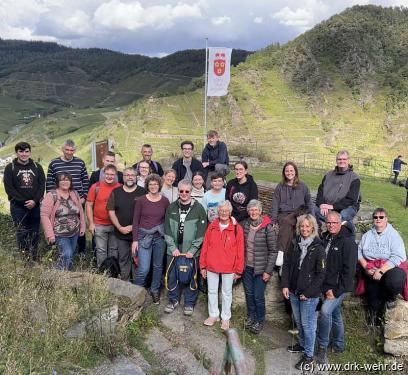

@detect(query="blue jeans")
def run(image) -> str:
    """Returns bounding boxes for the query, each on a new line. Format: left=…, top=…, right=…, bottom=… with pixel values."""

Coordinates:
left=56, top=234, right=79, bottom=271
left=289, top=293, right=319, bottom=358
left=242, top=266, right=267, bottom=323
left=314, top=205, right=357, bottom=234
left=10, top=203, right=40, bottom=260
left=135, top=235, right=166, bottom=295
left=317, top=293, right=347, bottom=351
left=166, top=255, right=199, bottom=307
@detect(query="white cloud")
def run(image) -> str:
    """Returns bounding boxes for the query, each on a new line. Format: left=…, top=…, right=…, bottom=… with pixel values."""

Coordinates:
left=94, top=0, right=203, bottom=31
left=253, top=17, right=263, bottom=24
left=211, top=16, right=231, bottom=26
left=62, top=10, right=92, bottom=35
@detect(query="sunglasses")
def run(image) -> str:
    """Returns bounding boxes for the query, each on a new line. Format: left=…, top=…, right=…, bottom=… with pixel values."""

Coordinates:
left=179, top=190, right=190, bottom=193
left=373, top=215, right=386, bottom=219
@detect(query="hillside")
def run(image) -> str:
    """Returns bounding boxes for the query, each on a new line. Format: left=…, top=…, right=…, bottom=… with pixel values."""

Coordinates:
left=1, top=5, right=408, bottom=179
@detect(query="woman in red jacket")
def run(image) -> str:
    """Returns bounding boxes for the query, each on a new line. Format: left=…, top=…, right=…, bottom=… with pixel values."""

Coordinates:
left=200, top=200, right=244, bottom=330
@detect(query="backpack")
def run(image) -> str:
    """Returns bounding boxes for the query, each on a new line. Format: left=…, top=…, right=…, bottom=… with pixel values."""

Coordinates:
left=50, top=189, right=81, bottom=204
left=99, top=256, right=120, bottom=278
left=165, top=254, right=198, bottom=291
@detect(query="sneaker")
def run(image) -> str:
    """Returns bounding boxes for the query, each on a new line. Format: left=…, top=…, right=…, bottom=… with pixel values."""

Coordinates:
left=295, top=355, right=314, bottom=371
left=249, top=322, right=264, bottom=334
left=287, top=343, right=304, bottom=353
left=331, top=346, right=344, bottom=355
left=164, top=300, right=179, bottom=313
left=150, top=292, right=160, bottom=305
left=204, top=316, right=220, bottom=326
left=184, top=306, right=194, bottom=316
left=386, top=300, right=397, bottom=310
left=221, top=319, right=230, bottom=331
left=316, top=346, right=328, bottom=364
left=244, top=317, right=256, bottom=329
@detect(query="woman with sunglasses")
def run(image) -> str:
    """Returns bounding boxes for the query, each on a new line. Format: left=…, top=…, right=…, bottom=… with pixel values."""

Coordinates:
left=357, top=208, right=407, bottom=325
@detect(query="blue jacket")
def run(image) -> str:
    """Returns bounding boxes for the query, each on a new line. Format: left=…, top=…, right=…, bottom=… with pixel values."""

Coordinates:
left=393, top=158, right=406, bottom=172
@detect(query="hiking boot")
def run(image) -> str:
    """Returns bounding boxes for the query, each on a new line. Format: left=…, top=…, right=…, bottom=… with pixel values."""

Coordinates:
left=331, top=346, right=344, bottom=355
left=316, top=346, right=328, bottom=364
left=164, top=300, right=179, bottom=313
left=287, top=343, right=304, bottom=353
left=249, top=322, right=264, bottom=334
left=183, top=306, right=194, bottom=316
left=204, top=316, right=220, bottom=326
left=150, top=291, right=160, bottom=305
left=244, top=317, right=256, bottom=329
left=386, top=300, right=397, bottom=310
left=295, top=355, right=314, bottom=371
left=221, top=319, right=230, bottom=331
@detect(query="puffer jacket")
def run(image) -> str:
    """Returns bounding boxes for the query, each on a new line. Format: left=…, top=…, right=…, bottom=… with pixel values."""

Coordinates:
left=242, top=216, right=278, bottom=275
left=321, top=223, right=358, bottom=297
left=281, top=236, right=326, bottom=298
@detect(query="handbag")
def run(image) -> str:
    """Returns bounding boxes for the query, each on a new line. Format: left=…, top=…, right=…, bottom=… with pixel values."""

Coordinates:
left=165, top=254, right=198, bottom=291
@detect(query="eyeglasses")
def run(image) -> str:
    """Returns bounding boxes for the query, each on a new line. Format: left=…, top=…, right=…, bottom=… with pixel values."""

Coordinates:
left=124, top=174, right=136, bottom=177
left=326, top=221, right=340, bottom=225
left=373, top=215, right=386, bottom=220
left=182, top=148, right=193, bottom=151
left=179, top=190, right=190, bottom=193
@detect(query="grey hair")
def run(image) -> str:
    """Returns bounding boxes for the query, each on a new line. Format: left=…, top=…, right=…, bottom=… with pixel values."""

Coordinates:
left=336, top=149, right=350, bottom=159
left=326, top=210, right=341, bottom=222
left=246, top=199, right=262, bottom=212
left=296, top=214, right=319, bottom=238
left=218, top=200, right=233, bottom=215
left=123, top=167, right=136, bottom=175
left=63, top=139, right=76, bottom=149
left=178, top=179, right=192, bottom=190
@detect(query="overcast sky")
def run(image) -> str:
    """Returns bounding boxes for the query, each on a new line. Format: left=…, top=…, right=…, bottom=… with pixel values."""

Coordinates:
left=0, top=0, right=406, bottom=56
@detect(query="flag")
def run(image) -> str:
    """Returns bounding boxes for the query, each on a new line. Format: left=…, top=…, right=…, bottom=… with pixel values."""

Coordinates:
left=207, top=47, right=232, bottom=97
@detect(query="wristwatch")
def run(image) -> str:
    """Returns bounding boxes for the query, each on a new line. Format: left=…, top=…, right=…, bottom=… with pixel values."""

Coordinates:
left=378, top=270, right=384, bottom=275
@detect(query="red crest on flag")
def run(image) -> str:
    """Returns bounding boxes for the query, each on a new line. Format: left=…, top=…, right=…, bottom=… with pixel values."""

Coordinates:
left=213, top=52, right=226, bottom=76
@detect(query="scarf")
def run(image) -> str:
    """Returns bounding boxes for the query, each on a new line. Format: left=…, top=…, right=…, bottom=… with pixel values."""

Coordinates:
left=298, top=236, right=314, bottom=269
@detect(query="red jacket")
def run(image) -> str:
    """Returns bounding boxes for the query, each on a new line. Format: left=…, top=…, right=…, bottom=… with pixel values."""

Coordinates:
left=200, top=218, right=244, bottom=274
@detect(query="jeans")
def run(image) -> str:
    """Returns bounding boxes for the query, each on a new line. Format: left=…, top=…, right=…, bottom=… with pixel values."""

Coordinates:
left=56, top=234, right=79, bottom=270
left=166, top=255, right=199, bottom=307
left=314, top=205, right=357, bottom=235
left=135, top=235, right=166, bottom=295
left=317, top=293, right=348, bottom=350
left=392, top=171, right=399, bottom=185
left=207, top=271, right=234, bottom=321
left=289, top=293, right=319, bottom=358
left=10, top=203, right=40, bottom=260
left=94, top=224, right=118, bottom=267
left=242, top=266, right=267, bottom=323
left=117, top=238, right=133, bottom=281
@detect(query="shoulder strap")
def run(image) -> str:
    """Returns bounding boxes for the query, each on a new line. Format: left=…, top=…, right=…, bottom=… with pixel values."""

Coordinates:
left=95, top=182, right=100, bottom=198
left=50, top=190, right=58, bottom=204
left=152, top=160, right=158, bottom=172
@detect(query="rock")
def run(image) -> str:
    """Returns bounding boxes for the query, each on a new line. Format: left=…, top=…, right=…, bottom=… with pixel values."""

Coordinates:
left=384, top=299, right=408, bottom=340
left=107, top=278, right=146, bottom=305
left=90, top=356, right=145, bottom=375
left=66, top=305, right=118, bottom=339
left=384, top=338, right=408, bottom=356
left=146, top=328, right=173, bottom=353
left=265, top=348, right=303, bottom=374
left=129, top=349, right=151, bottom=374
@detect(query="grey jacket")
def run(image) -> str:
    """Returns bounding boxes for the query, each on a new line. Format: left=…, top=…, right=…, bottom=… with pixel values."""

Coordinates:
left=242, top=216, right=278, bottom=276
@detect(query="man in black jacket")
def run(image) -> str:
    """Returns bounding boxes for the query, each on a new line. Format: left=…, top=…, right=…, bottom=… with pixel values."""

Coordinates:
left=89, top=151, right=123, bottom=186
left=316, top=211, right=357, bottom=364
left=3, top=142, right=45, bottom=261
left=172, top=141, right=204, bottom=186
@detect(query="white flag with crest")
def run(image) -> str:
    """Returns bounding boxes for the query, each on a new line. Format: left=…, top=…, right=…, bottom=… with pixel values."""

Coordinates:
left=207, top=47, right=232, bottom=97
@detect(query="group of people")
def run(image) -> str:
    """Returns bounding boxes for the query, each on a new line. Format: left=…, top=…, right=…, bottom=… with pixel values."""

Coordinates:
left=3, top=135, right=407, bottom=370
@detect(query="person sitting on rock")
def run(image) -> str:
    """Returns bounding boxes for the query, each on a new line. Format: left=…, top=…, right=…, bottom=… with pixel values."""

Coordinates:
left=356, top=208, right=407, bottom=326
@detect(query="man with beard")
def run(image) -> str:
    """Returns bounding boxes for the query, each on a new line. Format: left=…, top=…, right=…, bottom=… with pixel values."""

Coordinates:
left=107, top=167, right=146, bottom=281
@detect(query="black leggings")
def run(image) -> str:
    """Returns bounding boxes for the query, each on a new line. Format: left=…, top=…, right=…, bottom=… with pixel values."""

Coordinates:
left=365, top=267, right=406, bottom=316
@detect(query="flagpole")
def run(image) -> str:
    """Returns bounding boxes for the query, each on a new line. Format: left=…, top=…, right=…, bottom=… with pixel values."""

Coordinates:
left=203, top=37, right=208, bottom=147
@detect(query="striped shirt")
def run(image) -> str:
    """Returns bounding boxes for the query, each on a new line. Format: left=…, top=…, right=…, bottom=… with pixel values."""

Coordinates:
left=46, top=157, right=89, bottom=198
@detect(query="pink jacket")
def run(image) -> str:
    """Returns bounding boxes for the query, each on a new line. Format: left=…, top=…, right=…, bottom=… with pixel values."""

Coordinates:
left=40, top=190, right=86, bottom=240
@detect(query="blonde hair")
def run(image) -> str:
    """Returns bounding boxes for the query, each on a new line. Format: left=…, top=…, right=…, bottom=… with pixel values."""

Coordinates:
left=296, top=214, right=319, bottom=238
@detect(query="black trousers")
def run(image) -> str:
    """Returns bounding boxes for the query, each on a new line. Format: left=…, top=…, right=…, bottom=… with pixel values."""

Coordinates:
left=364, top=267, right=406, bottom=316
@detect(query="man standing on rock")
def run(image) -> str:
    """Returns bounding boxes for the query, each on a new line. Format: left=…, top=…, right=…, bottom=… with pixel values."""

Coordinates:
left=315, top=150, right=360, bottom=233
left=164, top=179, right=207, bottom=316
left=107, top=167, right=145, bottom=281
left=316, top=211, right=357, bottom=364
left=202, top=130, right=229, bottom=189
left=3, top=142, right=45, bottom=261
left=46, top=139, right=89, bottom=252
left=133, top=144, right=164, bottom=177
left=391, top=155, right=406, bottom=185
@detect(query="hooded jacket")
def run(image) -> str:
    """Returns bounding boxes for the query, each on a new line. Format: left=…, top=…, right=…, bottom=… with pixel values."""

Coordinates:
left=4, top=158, right=45, bottom=206
left=316, top=166, right=360, bottom=212
left=321, top=223, right=358, bottom=297
left=164, top=198, right=207, bottom=257
left=281, top=236, right=326, bottom=298
left=225, top=175, right=258, bottom=222
left=242, top=216, right=278, bottom=275
left=200, top=217, right=244, bottom=274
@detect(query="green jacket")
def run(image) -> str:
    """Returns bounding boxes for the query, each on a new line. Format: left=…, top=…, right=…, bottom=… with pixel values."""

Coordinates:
left=164, top=199, right=207, bottom=257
